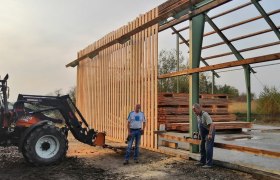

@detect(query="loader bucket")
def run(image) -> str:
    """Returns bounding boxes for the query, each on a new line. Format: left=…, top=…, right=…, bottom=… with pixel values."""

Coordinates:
left=93, top=132, right=106, bottom=146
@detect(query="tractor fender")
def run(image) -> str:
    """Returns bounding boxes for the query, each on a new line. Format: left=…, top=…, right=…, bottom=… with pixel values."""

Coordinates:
left=18, top=120, right=51, bottom=152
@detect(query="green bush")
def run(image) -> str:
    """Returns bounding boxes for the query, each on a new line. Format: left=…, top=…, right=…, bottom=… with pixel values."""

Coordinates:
left=257, top=86, right=280, bottom=114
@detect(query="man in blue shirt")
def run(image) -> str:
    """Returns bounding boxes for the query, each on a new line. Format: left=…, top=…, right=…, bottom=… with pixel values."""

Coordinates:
left=124, top=104, right=146, bottom=165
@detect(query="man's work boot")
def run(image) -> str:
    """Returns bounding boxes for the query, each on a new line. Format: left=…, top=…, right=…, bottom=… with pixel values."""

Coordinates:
left=123, top=160, right=129, bottom=165
left=134, top=159, right=139, bottom=163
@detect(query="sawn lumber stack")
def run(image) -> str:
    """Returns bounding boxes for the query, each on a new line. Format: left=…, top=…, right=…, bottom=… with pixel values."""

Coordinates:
left=158, top=93, right=252, bottom=132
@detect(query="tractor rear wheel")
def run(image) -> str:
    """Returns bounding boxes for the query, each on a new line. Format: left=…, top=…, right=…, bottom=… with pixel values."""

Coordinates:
left=22, top=124, right=68, bottom=166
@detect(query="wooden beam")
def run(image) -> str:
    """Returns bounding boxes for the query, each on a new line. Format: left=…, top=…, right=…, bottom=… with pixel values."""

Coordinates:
left=207, top=8, right=280, bottom=38
left=159, top=0, right=231, bottom=32
left=214, top=142, right=280, bottom=159
left=200, top=26, right=280, bottom=50
left=203, top=41, right=280, bottom=60
left=159, top=134, right=200, bottom=145
left=159, top=134, right=280, bottom=158
left=177, top=8, right=280, bottom=44
left=161, top=140, right=178, bottom=149
left=172, top=1, right=253, bottom=34
left=158, top=52, right=280, bottom=79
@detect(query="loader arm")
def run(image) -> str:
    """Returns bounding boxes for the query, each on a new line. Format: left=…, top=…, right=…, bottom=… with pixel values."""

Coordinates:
left=17, top=94, right=101, bottom=146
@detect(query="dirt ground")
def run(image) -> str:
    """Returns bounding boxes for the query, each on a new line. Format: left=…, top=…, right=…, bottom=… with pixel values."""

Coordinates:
left=0, top=136, right=257, bottom=180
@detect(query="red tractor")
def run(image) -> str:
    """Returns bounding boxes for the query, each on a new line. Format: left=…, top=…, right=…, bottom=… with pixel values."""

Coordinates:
left=0, top=74, right=105, bottom=166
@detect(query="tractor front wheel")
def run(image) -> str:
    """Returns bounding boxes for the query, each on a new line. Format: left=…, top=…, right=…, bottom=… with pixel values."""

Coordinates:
left=22, top=124, right=68, bottom=166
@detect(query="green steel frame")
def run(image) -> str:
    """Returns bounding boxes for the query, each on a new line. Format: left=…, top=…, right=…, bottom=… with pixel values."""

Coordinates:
left=189, top=13, right=205, bottom=153
left=205, top=14, right=254, bottom=122
left=170, top=0, right=279, bottom=153
left=251, top=0, right=280, bottom=40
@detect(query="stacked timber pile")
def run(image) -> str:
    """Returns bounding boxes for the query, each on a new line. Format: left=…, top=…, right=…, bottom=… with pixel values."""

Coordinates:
left=158, top=93, right=252, bottom=132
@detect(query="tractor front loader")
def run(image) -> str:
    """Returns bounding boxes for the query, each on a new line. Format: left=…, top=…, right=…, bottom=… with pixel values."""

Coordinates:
left=0, top=74, right=105, bottom=166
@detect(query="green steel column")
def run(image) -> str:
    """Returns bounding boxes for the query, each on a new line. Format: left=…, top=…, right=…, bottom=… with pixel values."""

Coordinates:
left=177, top=34, right=180, bottom=93
left=189, top=14, right=205, bottom=153
left=245, top=65, right=252, bottom=122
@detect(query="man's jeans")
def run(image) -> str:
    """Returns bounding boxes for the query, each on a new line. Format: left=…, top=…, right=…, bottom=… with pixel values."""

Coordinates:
left=125, top=129, right=141, bottom=161
left=199, top=124, right=215, bottom=166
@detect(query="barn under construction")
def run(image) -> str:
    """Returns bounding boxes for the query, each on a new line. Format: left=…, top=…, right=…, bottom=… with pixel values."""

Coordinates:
left=67, top=0, right=280, bottom=159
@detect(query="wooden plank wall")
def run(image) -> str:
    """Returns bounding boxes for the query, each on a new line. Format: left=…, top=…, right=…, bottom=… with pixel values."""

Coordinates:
left=76, top=8, right=158, bottom=149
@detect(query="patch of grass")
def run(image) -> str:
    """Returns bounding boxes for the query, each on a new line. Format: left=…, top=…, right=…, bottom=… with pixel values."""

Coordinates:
left=228, top=101, right=257, bottom=114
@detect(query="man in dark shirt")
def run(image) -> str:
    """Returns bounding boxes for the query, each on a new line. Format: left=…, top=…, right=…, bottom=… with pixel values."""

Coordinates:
left=193, top=103, right=215, bottom=168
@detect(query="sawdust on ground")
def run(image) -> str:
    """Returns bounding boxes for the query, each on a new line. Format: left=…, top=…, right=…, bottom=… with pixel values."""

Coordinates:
left=0, top=136, right=257, bottom=180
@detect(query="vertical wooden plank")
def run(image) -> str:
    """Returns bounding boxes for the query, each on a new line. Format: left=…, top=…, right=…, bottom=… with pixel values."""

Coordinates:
left=153, top=8, right=157, bottom=149
left=140, top=14, right=145, bottom=147
left=131, top=20, right=135, bottom=112
left=93, top=56, right=97, bottom=131
left=152, top=8, right=159, bottom=149
left=152, top=9, right=156, bottom=149
left=114, top=41, right=118, bottom=139
left=110, top=44, right=113, bottom=139
left=135, top=17, right=140, bottom=107
left=103, top=40, right=107, bottom=134
left=138, top=16, right=142, bottom=111
left=94, top=44, right=97, bottom=131
left=147, top=10, right=152, bottom=149
left=150, top=9, right=154, bottom=149
left=99, top=40, right=102, bottom=132
left=108, top=44, right=111, bottom=137
left=128, top=21, right=132, bottom=130
left=82, top=60, right=86, bottom=121
left=143, top=12, right=148, bottom=148
left=89, top=54, right=93, bottom=130
left=92, top=54, right=97, bottom=130
left=76, top=52, right=81, bottom=114
left=108, top=42, right=112, bottom=138
left=108, top=39, right=111, bottom=135
left=113, top=43, right=116, bottom=139
left=117, top=43, right=120, bottom=140
left=120, top=27, right=124, bottom=141
left=97, top=41, right=101, bottom=132
left=121, top=40, right=126, bottom=141
left=111, top=44, right=113, bottom=138
left=118, top=41, right=124, bottom=140
left=119, top=42, right=122, bottom=140
left=99, top=41, right=103, bottom=132
left=117, top=41, right=120, bottom=140
left=135, top=16, right=142, bottom=145
left=91, top=53, right=94, bottom=130
left=121, top=42, right=124, bottom=141
left=103, top=39, right=106, bottom=132
left=87, top=58, right=91, bottom=128
left=125, top=25, right=129, bottom=140
left=103, top=39, right=106, bottom=133
left=110, top=41, right=113, bottom=138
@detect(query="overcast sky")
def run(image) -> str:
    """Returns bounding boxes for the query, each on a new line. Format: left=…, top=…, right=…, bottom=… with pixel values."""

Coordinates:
left=0, top=0, right=279, bottom=102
